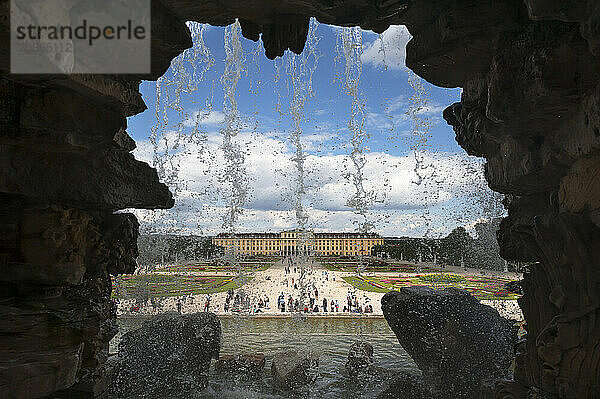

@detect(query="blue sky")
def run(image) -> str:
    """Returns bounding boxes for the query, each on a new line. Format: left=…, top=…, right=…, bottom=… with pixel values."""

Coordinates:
left=127, top=21, right=504, bottom=237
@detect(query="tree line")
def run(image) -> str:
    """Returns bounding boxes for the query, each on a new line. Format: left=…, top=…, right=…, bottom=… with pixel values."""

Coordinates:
left=136, top=234, right=224, bottom=267
left=371, top=219, right=525, bottom=272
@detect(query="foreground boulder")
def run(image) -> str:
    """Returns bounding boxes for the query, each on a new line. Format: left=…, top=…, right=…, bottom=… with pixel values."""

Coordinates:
left=214, top=353, right=265, bottom=377
left=381, top=287, right=517, bottom=398
left=345, top=341, right=374, bottom=375
left=109, top=312, right=221, bottom=398
left=271, top=349, right=319, bottom=390
left=377, top=372, right=433, bottom=399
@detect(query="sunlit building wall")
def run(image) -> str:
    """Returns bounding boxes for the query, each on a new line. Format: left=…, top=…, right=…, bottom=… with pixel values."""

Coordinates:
left=212, top=229, right=383, bottom=256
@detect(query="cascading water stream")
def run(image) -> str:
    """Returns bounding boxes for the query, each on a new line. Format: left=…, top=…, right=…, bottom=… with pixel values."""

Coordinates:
left=284, top=19, right=321, bottom=318
left=219, top=20, right=247, bottom=234
left=218, top=20, right=250, bottom=311
left=336, top=27, right=375, bottom=282
left=335, top=26, right=378, bottom=342
left=150, top=22, right=215, bottom=200
left=405, top=71, right=433, bottom=187
left=405, top=70, right=436, bottom=259
left=135, top=22, right=216, bottom=307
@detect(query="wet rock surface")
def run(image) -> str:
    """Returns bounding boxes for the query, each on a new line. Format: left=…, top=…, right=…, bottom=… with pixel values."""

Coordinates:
left=271, top=349, right=319, bottom=390
left=108, top=312, right=221, bottom=398
left=345, top=341, right=374, bottom=375
left=382, top=287, right=518, bottom=398
left=215, top=353, right=266, bottom=377
left=377, top=372, right=433, bottom=399
left=345, top=340, right=396, bottom=388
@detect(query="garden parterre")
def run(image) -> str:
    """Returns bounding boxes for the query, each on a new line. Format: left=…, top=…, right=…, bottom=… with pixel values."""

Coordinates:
left=111, top=274, right=251, bottom=299
left=154, top=261, right=274, bottom=273
left=343, top=273, right=520, bottom=300
left=323, top=261, right=443, bottom=273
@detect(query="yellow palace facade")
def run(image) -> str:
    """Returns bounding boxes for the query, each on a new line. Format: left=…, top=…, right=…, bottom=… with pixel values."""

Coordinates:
left=212, top=229, right=383, bottom=257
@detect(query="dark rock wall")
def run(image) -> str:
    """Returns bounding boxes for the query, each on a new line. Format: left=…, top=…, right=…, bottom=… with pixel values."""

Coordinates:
left=0, top=196, right=149, bottom=398
left=432, top=2, right=600, bottom=397
left=1, top=0, right=599, bottom=398
left=0, top=2, right=183, bottom=396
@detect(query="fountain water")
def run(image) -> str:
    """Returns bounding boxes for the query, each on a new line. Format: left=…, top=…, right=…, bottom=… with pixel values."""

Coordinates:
left=113, top=20, right=514, bottom=399
left=334, top=26, right=377, bottom=343
left=284, top=19, right=321, bottom=316
left=335, top=27, right=378, bottom=290
left=337, top=27, right=374, bottom=235
left=129, top=22, right=217, bottom=308
left=217, top=20, right=254, bottom=317
left=151, top=22, right=215, bottom=199
left=405, top=70, right=435, bottom=238
left=219, top=20, right=247, bottom=234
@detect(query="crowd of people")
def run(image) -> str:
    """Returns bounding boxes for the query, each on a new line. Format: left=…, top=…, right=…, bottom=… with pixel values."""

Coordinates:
left=223, top=288, right=271, bottom=313
left=118, top=257, right=379, bottom=316
left=218, top=258, right=375, bottom=315
left=274, top=291, right=373, bottom=313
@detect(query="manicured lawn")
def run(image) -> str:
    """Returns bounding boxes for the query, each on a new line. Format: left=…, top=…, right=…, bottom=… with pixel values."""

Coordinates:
left=325, top=262, right=442, bottom=273
left=111, top=274, right=252, bottom=299
left=342, top=276, right=389, bottom=293
left=343, top=273, right=520, bottom=300
left=155, top=261, right=274, bottom=273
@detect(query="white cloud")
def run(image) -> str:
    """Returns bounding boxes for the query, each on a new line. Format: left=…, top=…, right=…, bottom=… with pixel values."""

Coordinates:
left=416, top=104, right=447, bottom=115
left=183, top=110, right=225, bottom=128
left=132, top=126, right=502, bottom=237
left=364, top=98, right=447, bottom=134
left=362, top=25, right=412, bottom=70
